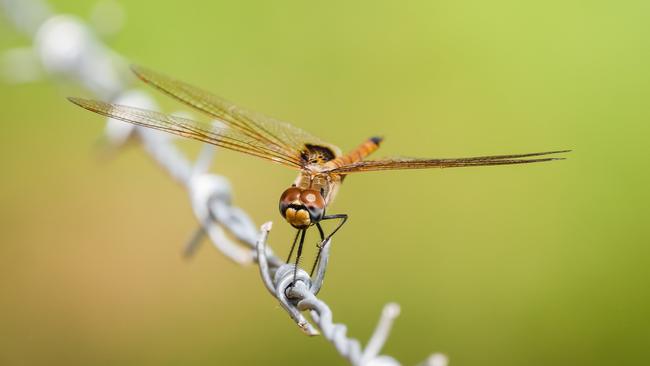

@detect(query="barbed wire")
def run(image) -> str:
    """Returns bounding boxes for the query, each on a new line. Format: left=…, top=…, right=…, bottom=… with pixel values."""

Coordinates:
left=1, top=1, right=447, bottom=365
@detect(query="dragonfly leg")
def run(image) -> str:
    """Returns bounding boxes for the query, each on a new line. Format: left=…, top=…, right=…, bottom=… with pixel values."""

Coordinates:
left=286, top=229, right=301, bottom=263
left=309, top=223, right=326, bottom=277
left=291, top=229, right=307, bottom=286
left=309, top=214, right=348, bottom=276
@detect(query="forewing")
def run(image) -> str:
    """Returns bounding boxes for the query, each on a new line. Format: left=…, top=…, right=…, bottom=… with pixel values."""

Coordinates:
left=130, top=65, right=342, bottom=159
left=68, top=97, right=304, bottom=168
left=325, top=150, right=570, bottom=173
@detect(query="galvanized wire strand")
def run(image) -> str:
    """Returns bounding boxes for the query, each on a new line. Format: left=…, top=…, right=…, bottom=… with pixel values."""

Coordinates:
left=1, top=1, right=447, bottom=365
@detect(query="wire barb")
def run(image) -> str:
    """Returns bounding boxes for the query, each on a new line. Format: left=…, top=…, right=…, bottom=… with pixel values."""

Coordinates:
left=0, top=1, right=446, bottom=364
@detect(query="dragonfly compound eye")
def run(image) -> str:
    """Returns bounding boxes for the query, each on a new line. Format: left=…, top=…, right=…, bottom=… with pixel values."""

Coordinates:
left=278, top=187, right=325, bottom=228
left=279, top=187, right=310, bottom=228
left=279, top=187, right=301, bottom=215
left=300, top=189, right=325, bottom=222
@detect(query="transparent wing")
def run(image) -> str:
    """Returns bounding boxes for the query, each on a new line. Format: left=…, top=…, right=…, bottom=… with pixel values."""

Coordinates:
left=130, top=65, right=342, bottom=159
left=68, top=97, right=304, bottom=168
left=324, top=150, right=570, bottom=174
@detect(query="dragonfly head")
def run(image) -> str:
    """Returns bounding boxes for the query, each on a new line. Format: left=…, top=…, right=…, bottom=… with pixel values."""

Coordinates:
left=279, top=187, right=325, bottom=229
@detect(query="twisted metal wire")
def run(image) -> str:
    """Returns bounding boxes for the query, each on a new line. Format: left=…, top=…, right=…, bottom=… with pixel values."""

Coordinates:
left=1, top=1, right=447, bottom=364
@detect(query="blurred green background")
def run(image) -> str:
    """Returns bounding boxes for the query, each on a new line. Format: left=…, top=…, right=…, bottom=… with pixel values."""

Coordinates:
left=1, top=1, right=649, bottom=365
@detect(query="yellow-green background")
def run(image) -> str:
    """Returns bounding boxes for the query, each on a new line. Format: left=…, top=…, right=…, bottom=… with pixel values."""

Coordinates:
left=1, top=1, right=648, bottom=365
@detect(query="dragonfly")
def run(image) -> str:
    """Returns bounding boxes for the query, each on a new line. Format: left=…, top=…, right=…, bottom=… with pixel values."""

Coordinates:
left=69, top=65, right=569, bottom=283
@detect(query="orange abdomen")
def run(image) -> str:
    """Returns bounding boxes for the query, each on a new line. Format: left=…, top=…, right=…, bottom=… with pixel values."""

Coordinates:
left=325, top=137, right=382, bottom=169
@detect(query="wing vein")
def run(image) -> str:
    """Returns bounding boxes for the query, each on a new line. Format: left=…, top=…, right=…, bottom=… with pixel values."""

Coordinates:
left=68, top=98, right=304, bottom=168
left=325, top=150, right=570, bottom=173
left=130, top=65, right=341, bottom=161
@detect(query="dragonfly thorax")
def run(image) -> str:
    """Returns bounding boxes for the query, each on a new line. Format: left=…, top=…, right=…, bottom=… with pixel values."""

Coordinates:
left=279, top=187, right=326, bottom=229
